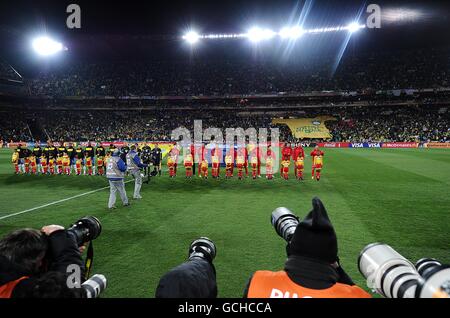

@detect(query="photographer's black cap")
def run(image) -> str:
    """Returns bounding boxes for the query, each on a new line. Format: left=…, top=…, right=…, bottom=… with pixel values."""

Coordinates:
left=288, top=197, right=338, bottom=263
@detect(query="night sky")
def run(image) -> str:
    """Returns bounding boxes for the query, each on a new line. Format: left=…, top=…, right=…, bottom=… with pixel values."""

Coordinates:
left=0, top=0, right=449, bottom=73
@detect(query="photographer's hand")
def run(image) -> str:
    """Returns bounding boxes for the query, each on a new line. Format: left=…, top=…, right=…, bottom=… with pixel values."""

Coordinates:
left=41, top=225, right=65, bottom=236
left=43, top=225, right=84, bottom=275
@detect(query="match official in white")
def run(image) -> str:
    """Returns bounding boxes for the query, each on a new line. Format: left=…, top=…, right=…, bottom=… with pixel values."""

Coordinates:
left=106, top=148, right=129, bottom=209
left=126, top=145, right=148, bottom=199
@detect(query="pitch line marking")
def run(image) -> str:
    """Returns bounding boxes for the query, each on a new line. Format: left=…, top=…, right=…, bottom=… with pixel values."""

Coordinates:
left=0, top=179, right=134, bottom=221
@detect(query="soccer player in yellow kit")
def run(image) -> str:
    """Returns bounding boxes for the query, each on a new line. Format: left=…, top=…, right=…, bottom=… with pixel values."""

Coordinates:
left=281, top=159, right=290, bottom=180
left=250, top=155, right=258, bottom=179
left=295, top=156, right=305, bottom=180
left=236, top=153, right=246, bottom=180
left=265, top=156, right=274, bottom=180
left=40, top=155, right=48, bottom=174
left=56, top=153, right=63, bottom=175
left=29, top=154, right=37, bottom=174
left=310, top=146, right=324, bottom=181
left=62, top=152, right=71, bottom=175
left=167, top=155, right=176, bottom=177
left=211, top=155, right=220, bottom=178
left=11, top=151, right=19, bottom=174
left=225, top=152, right=234, bottom=178
left=184, top=152, right=194, bottom=178
left=75, top=157, right=83, bottom=175
left=200, top=158, right=209, bottom=179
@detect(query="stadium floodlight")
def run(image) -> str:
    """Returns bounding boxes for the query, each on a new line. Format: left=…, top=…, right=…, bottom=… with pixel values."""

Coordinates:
left=183, top=31, right=200, bottom=44
left=347, top=22, right=362, bottom=33
left=279, top=26, right=304, bottom=39
left=247, top=27, right=276, bottom=43
left=32, top=36, right=64, bottom=56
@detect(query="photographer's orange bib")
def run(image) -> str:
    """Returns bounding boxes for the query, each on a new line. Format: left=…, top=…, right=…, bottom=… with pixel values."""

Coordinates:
left=247, top=271, right=371, bottom=298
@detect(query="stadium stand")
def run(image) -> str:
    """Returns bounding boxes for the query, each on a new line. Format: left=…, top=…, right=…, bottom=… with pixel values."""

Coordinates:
left=26, top=47, right=449, bottom=97
left=0, top=47, right=449, bottom=143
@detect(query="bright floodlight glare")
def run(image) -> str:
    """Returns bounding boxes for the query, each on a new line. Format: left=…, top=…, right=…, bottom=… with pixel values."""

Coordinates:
left=32, top=36, right=64, bottom=56
left=347, top=22, right=361, bottom=33
left=279, top=26, right=304, bottom=39
left=247, top=27, right=276, bottom=43
left=183, top=31, right=200, bottom=44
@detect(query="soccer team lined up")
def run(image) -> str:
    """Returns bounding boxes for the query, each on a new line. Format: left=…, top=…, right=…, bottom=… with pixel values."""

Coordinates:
left=10, top=142, right=325, bottom=180
left=167, top=143, right=325, bottom=181
left=11, top=142, right=116, bottom=176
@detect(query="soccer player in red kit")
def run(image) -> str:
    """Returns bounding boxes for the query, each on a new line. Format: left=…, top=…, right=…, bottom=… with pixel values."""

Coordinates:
left=248, top=145, right=261, bottom=178
left=97, top=156, right=104, bottom=176
left=282, top=143, right=293, bottom=161
left=236, top=150, right=246, bottom=180
left=200, top=158, right=209, bottom=179
left=29, top=155, right=37, bottom=174
left=85, top=156, right=93, bottom=175
left=310, top=146, right=325, bottom=181
left=211, top=154, right=220, bottom=178
left=197, top=144, right=206, bottom=177
left=281, top=160, right=290, bottom=180
left=40, top=156, right=48, bottom=174
left=170, top=145, right=180, bottom=174
left=167, top=156, right=176, bottom=177
left=48, top=158, right=55, bottom=175
left=293, top=143, right=305, bottom=177
left=265, top=145, right=276, bottom=180
left=240, top=146, right=249, bottom=177
left=225, top=151, right=234, bottom=178
left=184, top=151, right=194, bottom=178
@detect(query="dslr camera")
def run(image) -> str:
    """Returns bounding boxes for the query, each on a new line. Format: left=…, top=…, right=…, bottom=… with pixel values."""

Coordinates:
left=188, top=237, right=217, bottom=263
left=67, top=216, right=102, bottom=247
left=66, top=216, right=107, bottom=298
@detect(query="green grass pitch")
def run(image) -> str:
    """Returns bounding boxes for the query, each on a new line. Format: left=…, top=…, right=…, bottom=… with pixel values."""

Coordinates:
left=0, top=147, right=449, bottom=297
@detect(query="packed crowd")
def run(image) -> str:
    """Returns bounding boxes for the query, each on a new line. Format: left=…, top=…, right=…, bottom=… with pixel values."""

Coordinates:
left=27, top=47, right=450, bottom=97
left=326, top=106, right=450, bottom=143
left=1, top=104, right=448, bottom=144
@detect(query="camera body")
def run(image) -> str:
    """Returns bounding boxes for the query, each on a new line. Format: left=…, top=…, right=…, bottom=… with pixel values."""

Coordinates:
left=67, top=216, right=102, bottom=247
left=189, top=237, right=216, bottom=263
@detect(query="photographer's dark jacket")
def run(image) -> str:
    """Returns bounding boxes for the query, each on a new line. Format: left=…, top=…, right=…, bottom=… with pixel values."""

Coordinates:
left=0, top=230, right=83, bottom=298
left=155, top=258, right=217, bottom=298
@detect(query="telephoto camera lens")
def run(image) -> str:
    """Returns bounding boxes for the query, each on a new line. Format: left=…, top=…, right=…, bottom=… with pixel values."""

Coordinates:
left=81, top=274, right=107, bottom=298
left=188, top=237, right=216, bottom=263
left=271, top=207, right=299, bottom=242
left=358, top=243, right=420, bottom=298
left=415, top=258, right=442, bottom=277
left=67, top=216, right=102, bottom=246
left=415, top=259, right=450, bottom=298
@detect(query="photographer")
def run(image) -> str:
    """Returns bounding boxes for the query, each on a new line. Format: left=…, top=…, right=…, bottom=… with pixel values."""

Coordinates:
left=155, top=237, right=217, bottom=298
left=0, top=225, right=83, bottom=298
left=244, top=197, right=371, bottom=298
left=106, top=148, right=129, bottom=209
left=126, top=144, right=148, bottom=199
